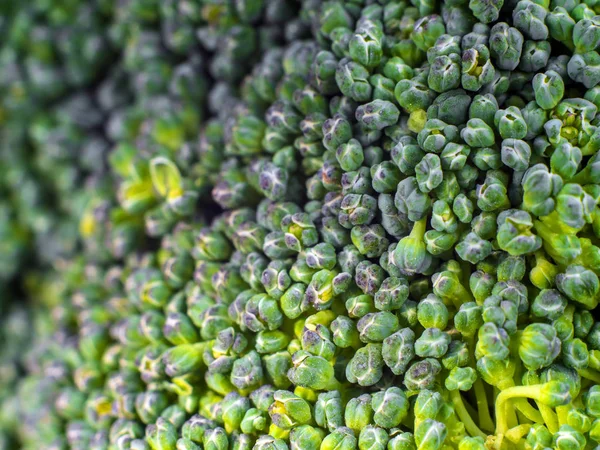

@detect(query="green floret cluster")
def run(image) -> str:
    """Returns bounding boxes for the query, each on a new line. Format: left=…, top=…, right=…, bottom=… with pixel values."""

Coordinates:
left=5, top=0, right=600, bottom=449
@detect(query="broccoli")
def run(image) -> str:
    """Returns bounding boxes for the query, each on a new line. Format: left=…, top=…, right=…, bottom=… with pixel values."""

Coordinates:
left=3, top=0, right=600, bottom=449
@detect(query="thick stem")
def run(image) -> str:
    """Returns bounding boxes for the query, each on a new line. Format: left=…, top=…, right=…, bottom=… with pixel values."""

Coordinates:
left=495, top=385, right=544, bottom=436
left=495, top=386, right=539, bottom=450
left=451, top=390, right=487, bottom=439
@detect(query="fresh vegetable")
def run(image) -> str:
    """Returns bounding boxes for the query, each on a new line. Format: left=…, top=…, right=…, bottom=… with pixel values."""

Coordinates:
left=3, top=0, right=600, bottom=449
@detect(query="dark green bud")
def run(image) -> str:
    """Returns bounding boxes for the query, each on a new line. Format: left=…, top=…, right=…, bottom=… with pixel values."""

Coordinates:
left=404, top=358, right=442, bottom=391
left=346, top=343, right=384, bottom=386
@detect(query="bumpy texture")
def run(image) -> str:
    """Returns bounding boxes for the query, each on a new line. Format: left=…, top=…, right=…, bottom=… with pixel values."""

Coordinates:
left=3, top=0, right=600, bottom=450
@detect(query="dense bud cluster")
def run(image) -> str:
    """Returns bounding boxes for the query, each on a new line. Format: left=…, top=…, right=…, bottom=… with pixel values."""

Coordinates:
left=3, top=0, right=600, bottom=449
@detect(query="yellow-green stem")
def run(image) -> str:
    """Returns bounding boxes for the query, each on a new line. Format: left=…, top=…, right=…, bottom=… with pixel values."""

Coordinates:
left=474, top=379, right=495, bottom=432
left=505, top=424, right=531, bottom=444
left=507, top=403, right=519, bottom=430
left=579, top=368, right=600, bottom=383
left=493, top=374, right=543, bottom=424
left=516, top=411, right=530, bottom=426
left=495, top=385, right=545, bottom=437
left=411, top=217, right=428, bottom=238
left=450, top=390, right=487, bottom=439
left=556, top=405, right=569, bottom=427
left=537, top=403, right=558, bottom=434
left=514, top=399, right=544, bottom=424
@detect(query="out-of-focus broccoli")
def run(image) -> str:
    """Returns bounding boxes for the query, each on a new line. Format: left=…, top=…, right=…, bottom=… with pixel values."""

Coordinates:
left=3, top=0, right=600, bottom=449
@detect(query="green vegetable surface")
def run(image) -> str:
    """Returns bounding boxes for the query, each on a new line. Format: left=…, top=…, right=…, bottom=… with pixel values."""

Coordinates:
left=2, top=0, right=600, bottom=449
